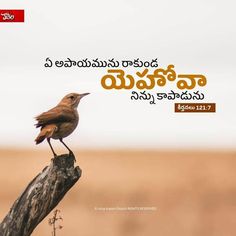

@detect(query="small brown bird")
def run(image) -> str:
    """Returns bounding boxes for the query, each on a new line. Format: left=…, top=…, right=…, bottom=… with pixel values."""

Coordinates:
left=35, top=92, right=89, bottom=157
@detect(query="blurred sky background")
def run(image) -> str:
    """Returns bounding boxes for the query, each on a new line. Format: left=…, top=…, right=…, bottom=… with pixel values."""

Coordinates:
left=0, top=0, right=235, bottom=150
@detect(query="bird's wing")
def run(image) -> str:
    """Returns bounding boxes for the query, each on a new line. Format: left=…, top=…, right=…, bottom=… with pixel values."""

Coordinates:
left=35, top=106, right=75, bottom=128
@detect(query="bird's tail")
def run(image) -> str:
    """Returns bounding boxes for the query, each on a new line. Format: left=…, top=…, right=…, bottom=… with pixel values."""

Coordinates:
left=35, top=125, right=57, bottom=145
left=35, top=132, right=46, bottom=144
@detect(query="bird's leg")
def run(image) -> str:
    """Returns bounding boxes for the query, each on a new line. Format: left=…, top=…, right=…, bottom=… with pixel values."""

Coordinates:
left=59, top=138, right=76, bottom=161
left=59, top=138, right=72, bottom=153
left=47, top=138, right=57, bottom=157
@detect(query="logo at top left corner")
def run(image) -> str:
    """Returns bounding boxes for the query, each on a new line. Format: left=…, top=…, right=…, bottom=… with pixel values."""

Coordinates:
left=0, top=9, right=24, bottom=23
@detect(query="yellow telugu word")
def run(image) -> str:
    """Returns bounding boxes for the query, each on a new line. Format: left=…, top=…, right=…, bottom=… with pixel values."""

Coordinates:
left=101, top=65, right=207, bottom=90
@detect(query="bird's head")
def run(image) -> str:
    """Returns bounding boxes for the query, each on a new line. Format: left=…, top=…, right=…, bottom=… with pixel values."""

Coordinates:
left=59, top=92, right=90, bottom=108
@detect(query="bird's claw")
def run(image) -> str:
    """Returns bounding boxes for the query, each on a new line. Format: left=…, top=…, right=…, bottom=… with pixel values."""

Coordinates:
left=53, top=153, right=58, bottom=159
left=69, top=151, right=76, bottom=162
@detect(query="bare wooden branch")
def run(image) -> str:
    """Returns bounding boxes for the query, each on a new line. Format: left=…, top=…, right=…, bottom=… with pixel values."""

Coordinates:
left=0, top=153, right=81, bottom=236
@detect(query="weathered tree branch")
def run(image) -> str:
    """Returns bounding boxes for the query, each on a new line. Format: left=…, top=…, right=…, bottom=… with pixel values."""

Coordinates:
left=0, top=153, right=81, bottom=236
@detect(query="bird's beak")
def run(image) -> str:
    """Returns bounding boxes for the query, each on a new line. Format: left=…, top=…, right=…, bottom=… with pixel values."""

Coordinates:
left=80, top=93, right=90, bottom=98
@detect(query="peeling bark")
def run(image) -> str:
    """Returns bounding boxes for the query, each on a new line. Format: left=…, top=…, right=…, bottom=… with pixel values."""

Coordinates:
left=0, top=153, right=81, bottom=236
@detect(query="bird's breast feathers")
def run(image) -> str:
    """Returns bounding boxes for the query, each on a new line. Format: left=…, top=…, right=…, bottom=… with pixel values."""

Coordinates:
left=52, top=120, right=79, bottom=139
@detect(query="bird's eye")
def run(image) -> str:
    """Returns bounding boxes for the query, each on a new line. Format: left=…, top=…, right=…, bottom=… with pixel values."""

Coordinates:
left=69, top=96, right=75, bottom=100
